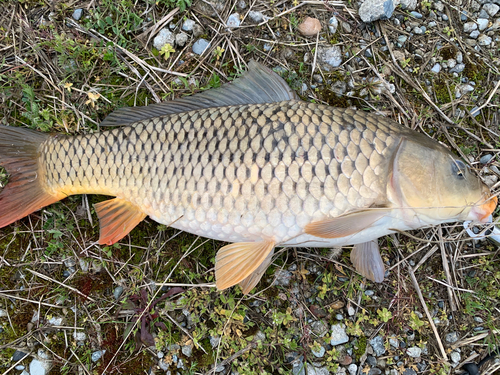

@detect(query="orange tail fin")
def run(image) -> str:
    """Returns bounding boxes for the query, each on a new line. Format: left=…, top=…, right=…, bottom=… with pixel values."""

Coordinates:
left=0, top=125, right=62, bottom=227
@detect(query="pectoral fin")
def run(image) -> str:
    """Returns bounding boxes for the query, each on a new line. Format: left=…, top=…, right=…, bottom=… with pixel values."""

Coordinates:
left=215, top=240, right=275, bottom=291
left=350, top=240, right=385, bottom=283
left=238, top=249, right=275, bottom=294
left=304, top=209, right=390, bottom=238
left=94, top=198, right=147, bottom=245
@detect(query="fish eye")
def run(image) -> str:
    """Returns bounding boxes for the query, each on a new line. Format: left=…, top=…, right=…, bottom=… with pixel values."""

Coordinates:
left=452, top=160, right=466, bottom=179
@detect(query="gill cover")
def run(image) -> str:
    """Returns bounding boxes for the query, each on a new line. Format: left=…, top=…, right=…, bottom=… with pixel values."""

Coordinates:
left=391, top=137, right=486, bottom=223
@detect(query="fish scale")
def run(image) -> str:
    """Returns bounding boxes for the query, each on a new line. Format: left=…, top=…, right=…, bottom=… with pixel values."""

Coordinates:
left=40, top=100, right=399, bottom=245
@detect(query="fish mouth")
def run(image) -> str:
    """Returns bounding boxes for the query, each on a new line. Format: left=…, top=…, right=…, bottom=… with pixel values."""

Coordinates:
left=470, top=193, right=498, bottom=223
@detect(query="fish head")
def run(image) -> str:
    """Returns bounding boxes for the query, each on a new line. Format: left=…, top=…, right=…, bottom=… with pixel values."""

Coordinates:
left=390, top=137, right=497, bottom=224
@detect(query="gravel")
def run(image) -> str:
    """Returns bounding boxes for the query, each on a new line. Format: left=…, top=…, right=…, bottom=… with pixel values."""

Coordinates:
left=248, top=11, right=265, bottom=23
left=175, top=32, right=189, bottom=47
left=182, top=19, right=196, bottom=32
left=445, top=331, right=459, bottom=343
left=331, top=324, right=349, bottom=346
left=358, top=0, right=395, bottom=22
left=329, top=16, right=339, bottom=33
left=192, top=39, right=211, bottom=55
left=91, top=350, right=105, bottom=362
left=370, top=336, right=385, bottom=356
left=317, top=45, right=342, bottom=69
left=72, top=9, right=83, bottom=21
left=226, top=13, right=240, bottom=28
left=407, top=347, right=422, bottom=358
left=153, top=29, right=175, bottom=50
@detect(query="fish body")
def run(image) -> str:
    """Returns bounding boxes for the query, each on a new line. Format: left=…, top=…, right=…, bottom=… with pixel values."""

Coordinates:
left=0, top=62, right=496, bottom=293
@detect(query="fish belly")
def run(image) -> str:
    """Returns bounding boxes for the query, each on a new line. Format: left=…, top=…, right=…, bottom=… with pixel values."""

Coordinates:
left=40, top=101, right=403, bottom=246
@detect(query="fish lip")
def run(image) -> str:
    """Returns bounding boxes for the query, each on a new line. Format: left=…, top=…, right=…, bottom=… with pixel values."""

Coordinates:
left=470, top=194, right=498, bottom=223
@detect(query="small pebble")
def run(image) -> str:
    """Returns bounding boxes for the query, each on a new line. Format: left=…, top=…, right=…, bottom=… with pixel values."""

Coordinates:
left=15, top=365, right=25, bottom=371
left=464, top=22, right=478, bottom=32
left=483, top=3, right=499, bottom=17
left=12, top=351, right=28, bottom=362
left=73, top=332, right=86, bottom=341
left=410, top=11, right=422, bottom=18
left=0, top=309, right=7, bottom=317
left=474, top=316, right=485, bottom=322
left=442, top=14, right=449, bottom=21
left=153, top=28, right=175, bottom=50
left=91, top=350, right=105, bottom=362
left=358, top=0, right=395, bottom=22
left=449, top=64, right=465, bottom=73
left=470, top=30, right=481, bottom=38
left=175, top=32, right=188, bottom=47
left=348, top=364, right=358, bottom=375
left=347, top=305, right=355, bottom=316
left=331, top=324, right=349, bottom=346
left=312, top=345, right=326, bottom=358
left=72, top=9, right=83, bottom=21
left=192, top=39, right=211, bottom=55
left=451, top=351, right=461, bottom=363
left=478, top=34, right=492, bottom=45
left=445, top=331, right=459, bottom=343
left=114, top=286, right=124, bottom=300
left=248, top=11, right=264, bottom=23
left=329, top=16, right=339, bottom=33
left=403, top=369, right=417, bottom=375
left=478, top=18, right=489, bottom=31
left=461, top=11, right=468, bottom=21
left=407, top=346, right=422, bottom=358
left=298, top=17, right=322, bottom=36
left=182, top=344, right=193, bottom=357
left=157, top=351, right=164, bottom=358
left=226, top=13, right=240, bottom=28
left=182, top=19, right=195, bottom=32
left=370, top=336, right=385, bottom=356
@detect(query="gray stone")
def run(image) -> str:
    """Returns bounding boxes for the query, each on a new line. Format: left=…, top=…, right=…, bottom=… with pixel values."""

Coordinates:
left=397, top=35, right=408, bottom=45
left=329, top=16, right=339, bottom=33
left=182, top=19, right=195, bottom=32
left=248, top=11, right=265, bottom=23
left=312, top=346, right=326, bottom=358
left=15, top=365, right=25, bottom=371
left=400, top=0, right=418, bottom=10
left=182, top=344, right=193, bottom=357
left=348, top=364, right=358, bottom=375
left=227, top=13, right=240, bottom=28
left=370, top=336, right=385, bottom=356
left=318, top=46, right=342, bottom=70
left=369, top=369, right=382, bottom=375
left=336, top=313, right=344, bottom=320
left=410, top=11, right=422, bottom=18
left=461, top=11, right=468, bottom=21
left=237, top=0, right=247, bottom=9
left=91, top=350, right=105, bottom=362
left=73, top=332, right=86, bottom=341
left=464, top=22, right=478, bottom=32
left=365, top=290, right=374, bottom=296
left=311, top=320, right=329, bottom=337
left=48, top=317, right=63, bottom=326
left=359, top=0, right=395, bottom=23
left=158, top=358, right=169, bottom=370
left=113, top=286, right=124, bottom=300
left=484, top=3, right=500, bottom=16
left=293, top=360, right=306, bottom=375
left=347, top=305, right=355, bottom=316
left=445, top=332, right=459, bottom=343
left=478, top=18, right=489, bottom=30
left=210, top=336, right=220, bottom=348
left=192, top=24, right=203, bottom=37
left=0, top=309, right=7, bottom=317
left=342, top=21, right=352, bottom=33
left=337, top=367, right=347, bottom=375
left=471, top=106, right=481, bottom=117
left=263, top=43, right=273, bottom=52
left=434, top=1, right=444, bottom=11
left=407, top=346, right=422, bottom=358
left=403, top=369, right=417, bottom=375
left=29, top=359, right=51, bottom=375
left=331, top=324, right=349, bottom=346
left=157, top=351, right=164, bottom=358
left=450, top=351, right=461, bottom=363
left=153, top=29, right=175, bottom=50
left=12, top=350, right=28, bottom=362
left=389, top=337, right=399, bottom=348
left=450, top=64, right=465, bottom=73
left=175, top=32, right=188, bottom=47
left=331, top=80, right=347, bottom=96
left=192, top=39, right=211, bottom=55
left=478, top=34, right=492, bottom=45
left=474, top=316, right=485, bottom=322
left=308, top=364, right=330, bottom=375
left=413, top=26, right=424, bottom=34
left=72, top=9, right=83, bottom=21
left=470, top=30, right=481, bottom=38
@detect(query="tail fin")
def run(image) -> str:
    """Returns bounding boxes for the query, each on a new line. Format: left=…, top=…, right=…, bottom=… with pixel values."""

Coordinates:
left=0, top=125, right=62, bottom=228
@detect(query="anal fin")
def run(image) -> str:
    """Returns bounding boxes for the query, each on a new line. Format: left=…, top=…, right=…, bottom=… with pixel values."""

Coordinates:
left=94, top=198, right=147, bottom=245
left=350, top=240, right=385, bottom=283
left=215, top=240, right=275, bottom=291
left=238, top=249, right=275, bottom=294
left=305, top=209, right=390, bottom=239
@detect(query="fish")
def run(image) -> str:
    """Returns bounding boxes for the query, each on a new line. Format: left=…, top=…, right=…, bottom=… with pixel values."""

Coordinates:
left=0, top=61, right=497, bottom=294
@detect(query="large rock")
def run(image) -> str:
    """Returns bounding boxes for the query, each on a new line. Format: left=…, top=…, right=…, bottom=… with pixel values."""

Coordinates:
left=359, top=0, right=395, bottom=22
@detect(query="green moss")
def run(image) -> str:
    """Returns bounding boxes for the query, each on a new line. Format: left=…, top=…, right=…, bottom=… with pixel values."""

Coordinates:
left=434, top=79, right=454, bottom=104
left=464, top=63, right=486, bottom=82
left=320, top=88, right=350, bottom=108
left=439, top=45, right=457, bottom=60
left=353, top=335, right=367, bottom=359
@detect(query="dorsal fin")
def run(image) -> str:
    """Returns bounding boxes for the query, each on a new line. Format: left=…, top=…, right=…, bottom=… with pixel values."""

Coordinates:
left=100, top=61, right=300, bottom=127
